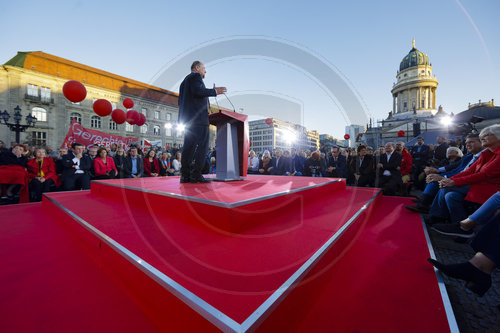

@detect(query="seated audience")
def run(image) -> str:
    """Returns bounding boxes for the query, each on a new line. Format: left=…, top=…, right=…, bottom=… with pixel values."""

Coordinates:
left=113, top=147, right=127, bottom=178
left=348, top=145, right=374, bottom=187
left=427, top=124, right=500, bottom=228
left=327, top=146, right=347, bottom=178
left=290, top=148, right=305, bottom=176
left=93, top=147, right=117, bottom=180
left=144, top=149, right=160, bottom=177
left=377, top=142, right=402, bottom=196
left=248, top=150, right=259, bottom=174
left=304, top=151, right=324, bottom=177
left=124, top=147, right=144, bottom=178
left=0, top=144, right=29, bottom=202
left=172, top=151, right=182, bottom=176
left=432, top=191, right=500, bottom=238
left=428, top=211, right=500, bottom=297
left=61, top=142, right=91, bottom=190
left=406, top=134, right=483, bottom=213
left=258, top=150, right=273, bottom=175
left=159, top=152, right=175, bottom=176
left=27, top=148, right=60, bottom=201
left=395, top=142, right=412, bottom=183
left=410, top=137, right=430, bottom=190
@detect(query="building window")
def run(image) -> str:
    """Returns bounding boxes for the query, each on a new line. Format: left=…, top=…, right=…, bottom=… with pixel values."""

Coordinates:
left=153, top=125, right=160, bottom=136
left=421, top=99, right=425, bottom=108
left=126, top=123, right=134, bottom=132
left=166, top=113, right=172, bottom=121
left=31, top=107, right=47, bottom=122
left=31, top=131, right=47, bottom=146
left=27, top=84, right=38, bottom=96
left=70, top=112, right=82, bottom=124
left=140, top=123, right=148, bottom=134
left=142, top=107, right=147, bottom=115
left=91, top=115, right=102, bottom=128
left=154, top=111, right=160, bottom=119
left=109, top=121, right=118, bottom=130
left=165, top=128, right=172, bottom=136
left=40, top=87, right=51, bottom=103
left=403, top=102, right=407, bottom=110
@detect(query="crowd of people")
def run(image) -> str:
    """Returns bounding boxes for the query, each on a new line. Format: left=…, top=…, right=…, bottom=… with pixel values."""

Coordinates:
left=1, top=124, right=499, bottom=297
left=0, top=141, right=184, bottom=204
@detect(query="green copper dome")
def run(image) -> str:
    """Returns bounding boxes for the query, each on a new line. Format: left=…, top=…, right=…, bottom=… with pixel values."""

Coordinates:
left=399, top=40, right=429, bottom=71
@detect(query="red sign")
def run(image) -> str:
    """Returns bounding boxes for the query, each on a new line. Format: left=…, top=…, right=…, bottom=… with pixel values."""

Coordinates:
left=61, top=120, right=139, bottom=151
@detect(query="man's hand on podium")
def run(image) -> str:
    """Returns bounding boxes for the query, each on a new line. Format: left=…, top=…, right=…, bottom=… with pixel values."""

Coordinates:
left=214, top=86, right=227, bottom=95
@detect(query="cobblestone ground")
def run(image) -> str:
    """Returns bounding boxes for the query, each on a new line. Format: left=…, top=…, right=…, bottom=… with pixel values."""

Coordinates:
left=426, top=223, right=500, bottom=333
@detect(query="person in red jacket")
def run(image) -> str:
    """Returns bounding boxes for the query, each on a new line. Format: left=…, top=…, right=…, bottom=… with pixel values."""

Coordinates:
left=93, top=147, right=117, bottom=180
left=396, top=142, right=413, bottom=182
left=27, top=148, right=61, bottom=201
left=429, top=124, right=500, bottom=237
left=143, top=149, right=160, bottom=177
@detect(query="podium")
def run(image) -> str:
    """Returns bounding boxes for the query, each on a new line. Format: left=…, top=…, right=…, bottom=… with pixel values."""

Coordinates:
left=209, top=110, right=249, bottom=181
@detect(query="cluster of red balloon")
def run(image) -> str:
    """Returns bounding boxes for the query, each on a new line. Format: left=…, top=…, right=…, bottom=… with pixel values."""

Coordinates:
left=398, top=130, right=405, bottom=137
left=344, top=134, right=350, bottom=140
left=62, top=81, right=146, bottom=126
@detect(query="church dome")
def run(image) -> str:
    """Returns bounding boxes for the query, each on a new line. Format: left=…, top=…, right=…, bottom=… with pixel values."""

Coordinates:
left=399, top=40, right=429, bottom=71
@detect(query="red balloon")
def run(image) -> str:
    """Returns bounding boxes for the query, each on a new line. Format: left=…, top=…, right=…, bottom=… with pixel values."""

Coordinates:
left=126, top=110, right=139, bottom=125
left=344, top=134, right=350, bottom=140
left=123, top=98, right=134, bottom=109
left=93, top=99, right=112, bottom=117
left=249, top=140, right=252, bottom=147
left=136, top=113, right=146, bottom=126
left=63, top=80, right=87, bottom=103
left=111, top=109, right=126, bottom=124
left=265, top=118, right=272, bottom=125
left=398, top=130, right=405, bottom=137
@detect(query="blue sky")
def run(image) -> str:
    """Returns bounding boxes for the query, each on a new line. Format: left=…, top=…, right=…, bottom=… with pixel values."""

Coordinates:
left=2, top=0, right=499, bottom=138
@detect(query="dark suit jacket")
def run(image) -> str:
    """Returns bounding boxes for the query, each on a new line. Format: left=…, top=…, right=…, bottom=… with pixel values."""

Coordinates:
left=123, top=156, right=144, bottom=178
left=434, top=142, right=449, bottom=161
left=349, top=155, right=375, bottom=177
left=178, top=72, right=216, bottom=127
left=379, top=152, right=402, bottom=180
left=61, top=152, right=92, bottom=182
left=327, top=154, right=347, bottom=178
left=410, top=144, right=430, bottom=165
left=291, top=155, right=305, bottom=173
left=270, top=156, right=291, bottom=175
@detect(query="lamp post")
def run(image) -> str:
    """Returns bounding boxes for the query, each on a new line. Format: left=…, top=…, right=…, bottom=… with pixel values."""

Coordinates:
left=0, top=105, right=37, bottom=143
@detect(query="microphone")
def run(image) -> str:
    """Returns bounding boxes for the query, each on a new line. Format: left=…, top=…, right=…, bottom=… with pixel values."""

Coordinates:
left=223, top=93, right=236, bottom=112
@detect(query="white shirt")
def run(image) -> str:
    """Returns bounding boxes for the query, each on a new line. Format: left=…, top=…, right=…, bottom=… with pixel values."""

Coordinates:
left=248, top=156, right=259, bottom=170
left=383, top=152, right=392, bottom=176
left=72, top=155, right=84, bottom=174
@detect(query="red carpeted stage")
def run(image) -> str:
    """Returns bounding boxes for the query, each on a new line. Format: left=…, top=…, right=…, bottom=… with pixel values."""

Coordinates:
left=0, top=176, right=456, bottom=332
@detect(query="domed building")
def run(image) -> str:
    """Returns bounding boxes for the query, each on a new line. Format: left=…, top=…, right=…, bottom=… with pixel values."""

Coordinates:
left=391, top=39, right=439, bottom=118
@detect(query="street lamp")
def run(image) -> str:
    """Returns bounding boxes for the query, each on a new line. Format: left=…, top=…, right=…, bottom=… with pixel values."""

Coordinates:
left=1, top=105, right=37, bottom=143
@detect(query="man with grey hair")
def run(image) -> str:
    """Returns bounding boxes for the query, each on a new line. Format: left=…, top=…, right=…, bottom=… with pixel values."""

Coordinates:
left=178, top=61, right=227, bottom=183
left=377, top=142, right=402, bottom=195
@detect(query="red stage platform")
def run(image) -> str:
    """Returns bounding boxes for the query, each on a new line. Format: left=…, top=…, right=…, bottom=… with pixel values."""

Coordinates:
left=0, top=176, right=457, bottom=332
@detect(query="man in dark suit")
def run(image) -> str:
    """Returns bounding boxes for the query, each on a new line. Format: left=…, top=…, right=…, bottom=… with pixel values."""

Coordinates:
left=178, top=61, right=226, bottom=183
left=123, top=146, right=144, bottom=178
left=270, top=150, right=288, bottom=175
left=410, top=136, right=430, bottom=189
left=327, top=146, right=347, bottom=178
left=377, top=142, right=402, bottom=195
left=61, top=142, right=92, bottom=190
left=433, top=136, right=449, bottom=161
left=290, top=148, right=305, bottom=176
left=349, top=145, right=374, bottom=187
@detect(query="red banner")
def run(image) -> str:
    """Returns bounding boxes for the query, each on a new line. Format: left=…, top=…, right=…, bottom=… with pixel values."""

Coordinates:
left=61, top=120, right=139, bottom=151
